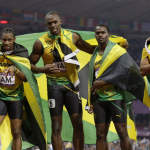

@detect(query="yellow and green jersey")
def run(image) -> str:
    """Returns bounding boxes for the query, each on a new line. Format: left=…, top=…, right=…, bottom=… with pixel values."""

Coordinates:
left=0, top=50, right=24, bottom=101
left=94, top=52, right=123, bottom=101
left=141, top=44, right=150, bottom=61
left=39, top=29, right=74, bottom=85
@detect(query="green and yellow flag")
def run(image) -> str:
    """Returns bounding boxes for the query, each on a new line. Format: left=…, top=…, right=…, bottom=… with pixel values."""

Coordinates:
left=0, top=29, right=137, bottom=149
left=88, top=40, right=150, bottom=108
left=0, top=43, right=46, bottom=150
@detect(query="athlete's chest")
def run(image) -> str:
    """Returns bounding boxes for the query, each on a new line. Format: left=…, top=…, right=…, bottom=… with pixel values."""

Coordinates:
left=94, top=53, right=103, bottom=77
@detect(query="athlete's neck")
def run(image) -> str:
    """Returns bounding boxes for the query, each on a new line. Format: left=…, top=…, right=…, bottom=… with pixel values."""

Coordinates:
left=98, top=40, right=108, bottom=54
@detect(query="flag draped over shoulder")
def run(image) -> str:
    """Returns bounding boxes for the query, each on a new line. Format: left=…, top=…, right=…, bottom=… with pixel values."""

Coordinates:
left=1, top=29, right=137, bottom=146
left=39, top=29, right=80, bottom=87
left=0, top=43, right=46, bottom=150
left=88, top=40, right=150, bottom=108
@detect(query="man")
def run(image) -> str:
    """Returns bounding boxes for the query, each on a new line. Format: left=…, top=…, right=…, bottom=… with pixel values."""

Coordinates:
left=140, top=38, right=150, bottom=76
left=29, top=11, right=95, bottom=150
left=140, top=38, right=150, bottom=150
left=87, top=24, right=132, bottom=150
left=0, top=27, right=27, bottom=150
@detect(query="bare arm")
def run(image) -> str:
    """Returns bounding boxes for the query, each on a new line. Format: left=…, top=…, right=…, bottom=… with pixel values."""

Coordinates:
left=73, top=32, right=95, bottom=54
left=140, top=57, right=150, bottom=76
left=4, top=66, right=27, bottom=82
left=29, top=40, right=61, bottom=74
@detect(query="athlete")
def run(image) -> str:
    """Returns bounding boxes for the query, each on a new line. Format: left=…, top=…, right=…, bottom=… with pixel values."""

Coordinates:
left=29, top=11, right=95, bottom=150
left=0, top=27, right=27, bottom=150
left=140, top=38, right=150, bottom=76
left=87, top=25, right=132, bottom=150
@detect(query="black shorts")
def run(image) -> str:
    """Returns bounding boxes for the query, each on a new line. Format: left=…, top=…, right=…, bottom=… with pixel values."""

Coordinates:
left=47, top=84, right=82, bottom=116
left=93, top=100, right=127, bottom=124
left=0, top=100, right=23, bottom=120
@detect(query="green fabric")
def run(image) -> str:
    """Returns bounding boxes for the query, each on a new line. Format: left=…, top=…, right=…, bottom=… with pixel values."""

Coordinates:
left=0, top=84, right=24, bottom=101
left=94, top=52, right=123, bottom=101
left=89, top=41, right=123, bottom=102
left=10, top=30, right=137, bottom=145
left=89, top=40, right=115, bottom=90
left=47, top=78, right=71, bottom=85
left=48, top=32, right=60, bottom=40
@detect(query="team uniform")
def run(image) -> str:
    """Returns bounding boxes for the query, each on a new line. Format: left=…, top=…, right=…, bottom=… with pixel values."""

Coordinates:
left=93, top=52, right=126, bottom=123
left=0, top=47, right=23, bottom=119
left=38, top=29, right=82, bottom=116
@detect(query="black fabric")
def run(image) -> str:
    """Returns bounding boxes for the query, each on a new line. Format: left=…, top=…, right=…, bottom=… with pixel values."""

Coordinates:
left=0, top=99, right=23, bottom=120
left=1, top=43, right=29, bottom=58
left=78, top=62, right=89, bottom=100
left=53, top=38, right=80, bottom=70
left=97, top=53, right=145, bottom=102
left=93, top=100, right=127, bottom=124
left=48, top=84, right=82, bottom=116
left=22, top=97, right=46, bottom=150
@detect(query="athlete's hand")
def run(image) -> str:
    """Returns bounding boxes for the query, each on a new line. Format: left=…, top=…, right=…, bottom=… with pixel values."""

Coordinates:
left=90, top=80, right=107, bottom=95
left=87, top=105, right=94, bottom=114
left=3, top=65, right=15, bottom=78
left=41, top=64, right=62, bottom=74
left=122, top=42, right=129, bottom=49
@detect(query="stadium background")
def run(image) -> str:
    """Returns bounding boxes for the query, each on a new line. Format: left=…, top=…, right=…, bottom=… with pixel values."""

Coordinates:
left=0, top=0, right=150, bottom=149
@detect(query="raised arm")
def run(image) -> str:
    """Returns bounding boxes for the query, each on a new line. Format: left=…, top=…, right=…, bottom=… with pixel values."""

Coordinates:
left=140, top=57, right=150, bottom=76
left=73, top=32, right=95, bottom=54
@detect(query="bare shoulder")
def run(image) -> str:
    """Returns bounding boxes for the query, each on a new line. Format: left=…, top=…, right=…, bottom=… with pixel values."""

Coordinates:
left=72, top=32, right=81, bottom=45
left=32, top=39, right=43, bottom=55
left=140, top=57, right=150, bottom=66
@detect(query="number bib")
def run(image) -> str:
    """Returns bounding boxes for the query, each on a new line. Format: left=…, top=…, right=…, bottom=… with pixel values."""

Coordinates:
left=0, top=72, right=15, bottom=86
left=53, top=61, right=67, bottom=72
left=95, top=67, right=99, bottom=78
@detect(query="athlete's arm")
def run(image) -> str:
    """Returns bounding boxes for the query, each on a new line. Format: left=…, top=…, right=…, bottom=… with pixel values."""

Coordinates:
left=73, top=32, right=95, bottom=54
left=140, top=57, right=150, bottom=76
left=90, top=80, right=108, bottom=95
left=30, top=40, right=61, bottom=74
left=4, top=65, right=27, bottom=82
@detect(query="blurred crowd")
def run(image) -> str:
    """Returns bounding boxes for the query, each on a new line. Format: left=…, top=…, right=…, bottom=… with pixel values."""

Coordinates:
left=127, top=38, right=145, bottom=66
left=27, top=138, right=150, bottom=150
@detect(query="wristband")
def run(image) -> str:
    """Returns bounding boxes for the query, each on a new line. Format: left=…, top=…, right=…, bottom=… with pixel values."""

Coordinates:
left=13, top=65, right=19, bottom=74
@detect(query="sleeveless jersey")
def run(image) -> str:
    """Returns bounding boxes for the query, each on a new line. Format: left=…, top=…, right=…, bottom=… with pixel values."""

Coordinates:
left=0, top=50, right=24, bottom=101
left=39, top=30, right=74, bottom=85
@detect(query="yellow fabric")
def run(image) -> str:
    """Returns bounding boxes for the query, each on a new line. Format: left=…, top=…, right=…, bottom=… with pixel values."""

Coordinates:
left=0, top=55, right=47, bottom=150
left=97, top=44, right=126, bottom=78
left=6, top=55, right=31, bottom=70
left=86, top=35, right=127, bottom=49
left=94, top=53, right=123, bottom=101
left=0, top=115, right=12, bottom=150
left=0, top=55, right=23, bottom=98
left=87, top=44, right=126, bottom=105
left=143, top=76, right=150, bottom=107
left=39, top=29, right=79, bottom=86
left=141, top=45, right=150, bottom=61
left=23, top=82, right=46, bottom=139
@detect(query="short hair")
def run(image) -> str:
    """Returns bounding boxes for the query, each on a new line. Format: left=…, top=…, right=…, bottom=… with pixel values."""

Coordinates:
left=1, top=27, right=15, bottom=37
left=45, top=11, right=60, bottom=19
left=96, top=24, right=110, bottom=33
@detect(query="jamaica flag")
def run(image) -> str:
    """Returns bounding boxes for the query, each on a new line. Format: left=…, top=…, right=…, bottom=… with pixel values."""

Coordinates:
left=0, top=43, right=46, bottom=150
left=88, top=40, right=150, bottom=108
left=0, top=29, right=136, bottom=150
